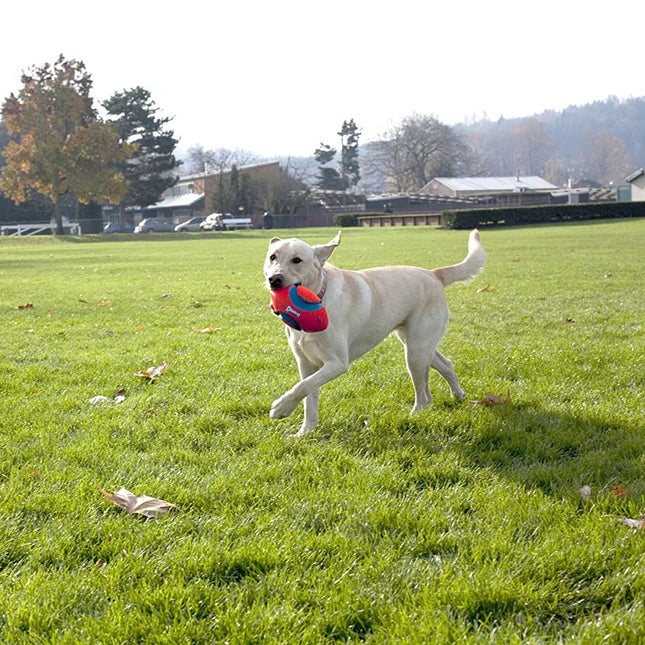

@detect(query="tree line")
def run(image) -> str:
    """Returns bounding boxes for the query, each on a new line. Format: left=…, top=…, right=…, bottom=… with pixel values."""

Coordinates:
left=2, top=54, right=642, bottom=232
left=0, top=55, right=179, bottom=233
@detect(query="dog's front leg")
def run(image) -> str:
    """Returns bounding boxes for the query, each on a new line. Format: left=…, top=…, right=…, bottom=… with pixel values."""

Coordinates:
left=293, top=357, right=321, bottom=437
left=270, top=358, right=348, bottom=429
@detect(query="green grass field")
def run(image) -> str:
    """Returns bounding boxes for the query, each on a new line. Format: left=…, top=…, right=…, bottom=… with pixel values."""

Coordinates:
left=0, top=220, right=644, bottom=643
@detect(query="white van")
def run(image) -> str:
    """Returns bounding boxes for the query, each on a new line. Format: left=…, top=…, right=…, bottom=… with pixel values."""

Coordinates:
left=200, top=213, right=252, bottom=231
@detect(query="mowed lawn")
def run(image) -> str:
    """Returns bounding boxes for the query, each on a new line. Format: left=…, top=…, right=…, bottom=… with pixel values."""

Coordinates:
left=0, top=220, right=644, bottom=643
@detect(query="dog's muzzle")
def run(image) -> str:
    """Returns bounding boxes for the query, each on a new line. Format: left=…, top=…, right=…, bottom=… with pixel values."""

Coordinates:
left=268, top=273, right=285, bottom=290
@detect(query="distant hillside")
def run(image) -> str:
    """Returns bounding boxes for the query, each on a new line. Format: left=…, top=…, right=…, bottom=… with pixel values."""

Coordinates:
left=175, top=96, right=645, bottom=192
left=456, top=96, right=645, bottom=186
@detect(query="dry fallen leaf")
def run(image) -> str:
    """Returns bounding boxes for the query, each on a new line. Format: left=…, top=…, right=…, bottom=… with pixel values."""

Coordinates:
left=615, top=516, right=645, bottom=530
left=89, top=395, right=112, bottom=404
left=89, top=389, right=127, bottom=405
left=17, top=303, right=34, bottom=309
left=135, top=362, right=167, bottom=381
left=96, top=301, right=111, bottom=307
left=100, top=487, right=180, bottom=518
left=477, top=285, right=491, bottom=293
left=193, top=327, right=222, bottom=333
left=579, top=485, right=592, bottom=501
left=611, top=484, right=630, bottom=498
left=470, top=392, right=511, bottom=407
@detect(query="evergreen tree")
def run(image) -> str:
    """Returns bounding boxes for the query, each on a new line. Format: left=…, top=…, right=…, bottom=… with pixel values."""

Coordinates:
left=338, top=119, right=361, bottom=186
left=103, top=87, right=180, bottom=228
left=314, top=120, right=361, bottom=190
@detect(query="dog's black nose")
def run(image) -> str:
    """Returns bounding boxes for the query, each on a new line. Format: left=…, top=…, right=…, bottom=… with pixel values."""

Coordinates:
left=268, top=273, right=285, bottom=290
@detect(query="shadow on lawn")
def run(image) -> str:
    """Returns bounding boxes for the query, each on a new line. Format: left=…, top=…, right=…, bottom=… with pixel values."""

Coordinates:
left=445, top=401, right=644, bottom=500
left=330, top=399, right=644, bottom=503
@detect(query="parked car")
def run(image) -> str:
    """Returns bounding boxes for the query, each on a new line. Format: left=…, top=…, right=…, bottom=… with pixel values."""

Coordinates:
left=133, top=217, right=175, bottom=233
left=200, top=213, right=252, bottom=231
left=174, top=216, right=205, bottom=232
left=103, top=221, right=135, bottom=233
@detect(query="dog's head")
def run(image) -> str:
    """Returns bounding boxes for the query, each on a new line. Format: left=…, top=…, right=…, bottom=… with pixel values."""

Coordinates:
left=264, top=231, right=341, bottom=291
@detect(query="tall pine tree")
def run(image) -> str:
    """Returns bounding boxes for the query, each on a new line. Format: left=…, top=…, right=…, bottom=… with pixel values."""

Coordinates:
left=103, top=87, right=180, bottom=229
left=314, top=120, right=361, bottom=190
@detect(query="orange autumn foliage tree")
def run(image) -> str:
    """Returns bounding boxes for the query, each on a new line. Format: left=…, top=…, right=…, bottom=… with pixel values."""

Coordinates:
left=0, top=55, right=134, bottom=234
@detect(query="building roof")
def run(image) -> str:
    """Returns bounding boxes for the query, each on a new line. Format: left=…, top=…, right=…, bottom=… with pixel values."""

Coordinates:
left=146, top=192, right=204, bottom=211
left=625, top=168, right=644, bottom=183
left=429, top=176, right=557, bottom=192
left=181, top=160, right=280, bottom=181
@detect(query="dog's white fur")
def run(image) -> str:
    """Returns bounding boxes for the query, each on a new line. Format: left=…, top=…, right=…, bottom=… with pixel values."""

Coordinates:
left=264, top=229, right=485, bottom=436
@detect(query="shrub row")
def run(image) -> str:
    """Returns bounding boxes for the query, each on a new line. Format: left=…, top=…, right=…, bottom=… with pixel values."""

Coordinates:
left=332, top=213, right=362, bottom=227
left=442, top=201, right=645, bottom=229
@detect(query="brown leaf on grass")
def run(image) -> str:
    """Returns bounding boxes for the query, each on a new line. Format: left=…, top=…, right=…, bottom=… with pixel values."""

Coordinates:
left=611, top=485, right=630, bottom=498
left=193, top=327, right=222, bottom=333
left=470, top=392, right=511, bottom=407
left=17, top=303, right=33, bottom=309
left=79, top=298, right=89, bottom=303
left=96, top=301, right=111, bottom=307
left=477, top=285, right=491, bottom=293
left=615, top=516, right=645, bottom=530
left=135, top=362, right=167, bottom=381
left=99, top=487, right=180, bottom=518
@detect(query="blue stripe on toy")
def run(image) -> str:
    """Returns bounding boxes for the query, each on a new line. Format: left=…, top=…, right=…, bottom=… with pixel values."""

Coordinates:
left=289, top=285, right=322, bottom=311
left=279, top=311, right=302, bottom=330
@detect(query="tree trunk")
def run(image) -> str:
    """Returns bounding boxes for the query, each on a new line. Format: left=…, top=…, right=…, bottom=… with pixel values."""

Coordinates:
left=53, top=199, right=64, bottom=235
left=119, top=204, right=126, bottom=233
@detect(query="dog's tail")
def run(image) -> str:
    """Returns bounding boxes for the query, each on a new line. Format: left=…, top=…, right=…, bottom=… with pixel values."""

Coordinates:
left=434, top=229, right=486, bottom=286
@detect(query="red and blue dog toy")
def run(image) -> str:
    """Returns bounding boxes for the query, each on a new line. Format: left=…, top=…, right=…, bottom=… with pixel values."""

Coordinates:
left=270, top=285, right=328, bottom=333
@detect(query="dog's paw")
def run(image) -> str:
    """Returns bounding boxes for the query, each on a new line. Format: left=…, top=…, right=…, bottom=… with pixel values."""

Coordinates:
left=270, top=395, right=298, bottom=419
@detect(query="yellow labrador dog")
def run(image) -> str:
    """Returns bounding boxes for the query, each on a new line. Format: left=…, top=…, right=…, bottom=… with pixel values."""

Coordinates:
left=264, top=229, right=485, bottom=436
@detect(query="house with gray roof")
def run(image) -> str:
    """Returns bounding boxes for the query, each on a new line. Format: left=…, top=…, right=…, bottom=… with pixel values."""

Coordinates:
left=625, top=168, right=645, bottom=201
left=420, top=176, right=559, bottom=208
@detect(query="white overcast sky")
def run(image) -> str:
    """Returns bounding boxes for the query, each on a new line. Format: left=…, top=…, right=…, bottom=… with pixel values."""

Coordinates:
left=2, top=0, right=644, bottom=158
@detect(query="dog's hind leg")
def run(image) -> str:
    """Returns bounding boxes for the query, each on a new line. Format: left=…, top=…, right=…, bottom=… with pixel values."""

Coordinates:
left=396, top=327, right=434, bottom=414
left=431, top=350, right=465, bottom=401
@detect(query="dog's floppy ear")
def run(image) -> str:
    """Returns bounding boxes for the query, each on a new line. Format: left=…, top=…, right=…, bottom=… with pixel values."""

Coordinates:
left=270, top=237, right=281, bottom=244
left=313, top=230, right=341, bottom=265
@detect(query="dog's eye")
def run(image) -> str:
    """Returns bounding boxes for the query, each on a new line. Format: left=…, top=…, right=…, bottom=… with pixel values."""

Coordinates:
left=292, top=257, right=302, bottom=264
left=269, top=254, right=276, bottom=262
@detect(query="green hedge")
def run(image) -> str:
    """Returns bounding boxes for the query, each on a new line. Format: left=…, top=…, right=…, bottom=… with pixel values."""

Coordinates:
left=332, top=213, right=359, bottom=227
left=442, top=201, right=645, bottom=229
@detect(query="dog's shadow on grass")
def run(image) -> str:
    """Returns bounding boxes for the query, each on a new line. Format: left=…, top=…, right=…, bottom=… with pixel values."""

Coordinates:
left=324, top=399, right=644, bottom=503
left=439, top=402, right=643, bottom=501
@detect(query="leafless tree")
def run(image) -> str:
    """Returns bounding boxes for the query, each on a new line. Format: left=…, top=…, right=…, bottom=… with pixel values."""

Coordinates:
left=185, top=145, right=259, bottom=175
left=577, top=128, right=632, bottom=186
left=363, top=113, right=472, bottom=193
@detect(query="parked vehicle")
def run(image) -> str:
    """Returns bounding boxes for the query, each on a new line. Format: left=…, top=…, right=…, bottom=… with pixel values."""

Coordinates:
left=133, top=217, right=175, bottom=233
left=174, top=216, right=205, bottom=232
left=200, top=213, right=252, bottom=231
left=103, top=221, right=135, bottom=234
